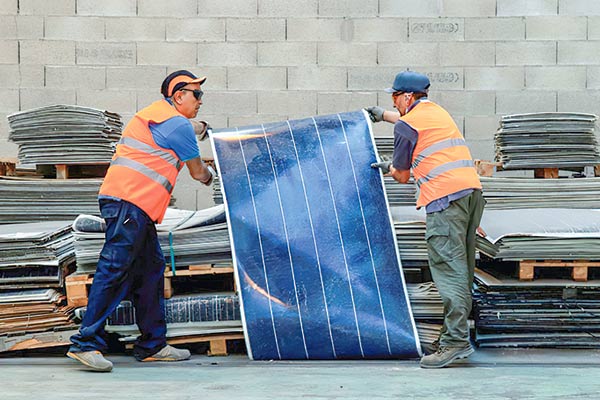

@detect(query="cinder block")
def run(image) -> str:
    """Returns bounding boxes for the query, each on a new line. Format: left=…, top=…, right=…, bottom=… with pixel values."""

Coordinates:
left=318, top=42, right=376, bottom=66
left=430, top=90, right=496, bottom=115
left=287, top=66, right=347, bottom=90
left=20, top=0, right=74, bottom=15
left=347, top=67, right=400, bottom=90
left=136, top=90, right=161, bottom=110
left=559, top=0, right=600, bottom=16
left=496, top=91, right=557, bottom=114
left=227, top=18, right=285, bottom=42
left=258, top=91, right=317, bottom=115
left=106, top=18, right=166, bottom=42
left=138, top=0, right=197, bottom=17
left=227, top=67, right=286, bottom=90
left=441, top=0, right=496, bottom=17
left=421, top=68, right=464, bottom=90
left=440, top=42, right=495, bottom=66
left=466, top=140, right=495, bottom=161
left=287, top=18, right=344, bottom=41
left=197, top=43, right=256, bottom=66
left=588, top=17, right=600, bottom=40
left=317, top=91, right=377, bottom=114
left=318, top=0, right=378, bottom=17
left=77, top=89, right=137, bottom=114
left=258, top=42, right=316, bottom=66
left=166, top=18, right=225, bottom=42
left=465, top=67, right=524, bottom=90
left=0, top=89, right=18, bottom=112
left=464, top=116, right=500, bottom=141
left=228, top=114, right=285, bottom=127
left=378, top=43, right=439, bottom=66
left=526, top=66, right=586, bottom=90
left=0, top=40, right=17, bottom=64
left=258, top=0, right=317, bottom=17
left=106, top=66, right=167, bottom=89
left=526, top=16, right=586, bottom=40
left=497, top=0, right=558, bottom=16
left=165, top=66, right=227, bottom=90
left=465, top=18, right=525, bottom=41
left=19, top=65, right=44, bottom=87
left=0, top=16, right=15, bottom=38
left=20, top=88, right=76, bottom=110
left=193, top=114, right=227, bottom=130
left=77, top=42, right=135, bottom=65
left=0, top=140, right=17, bottom=159
left=587, top=66, right=600, bottom=89
left=200, top=91, right=257, bottom=115
left=558, top=41, right=600, bottom=65
left=496, top=42, right=556, bottom=66
left=380, top=0, right=440, bottom=16
left=351, top=18, right=408, bottom=42
left=558, top=91, right=600, bottom=114
left=16, top=16, right=43, bottom=39
left=0, top=0, right=17, bottom=15
left=21, top=40, right=75, bottom=65
left=137, top=42, right=196, bottom=66
left=409, top=18, right=464, bottom=42
left=76, top=0, right=136, bottom=16
left=46, top=66, right=105, bottom=89
left=0, top=65, right=18, bottom=87
left=45, top=17, right=104, bottom=41
left=197, top=0, right=258, bottom=17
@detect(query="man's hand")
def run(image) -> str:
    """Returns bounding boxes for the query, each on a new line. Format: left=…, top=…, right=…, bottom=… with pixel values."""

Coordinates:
left=365, top=106, right=385, bottom=123
left=200, top=165, right=215, bottom=186
left=371, top=161, right=392, bottom=174
left=191, top=120, right=211, bottom=141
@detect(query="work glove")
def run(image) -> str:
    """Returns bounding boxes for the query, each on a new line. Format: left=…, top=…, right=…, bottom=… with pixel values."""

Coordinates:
left=192, top=120, right=211, bottom=141
left=201, top=165, right=215, bottom=186
left=365, top=106, right=385, bottom=123
left=371, top=161, right=392, bottom=174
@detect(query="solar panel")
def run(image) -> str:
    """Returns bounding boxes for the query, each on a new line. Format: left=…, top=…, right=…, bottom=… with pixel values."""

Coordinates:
left=211, top=111, right=421, bottom=360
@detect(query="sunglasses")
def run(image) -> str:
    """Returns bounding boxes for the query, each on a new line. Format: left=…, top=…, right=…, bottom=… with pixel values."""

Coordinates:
left=180, top=88, right=204, bottom=100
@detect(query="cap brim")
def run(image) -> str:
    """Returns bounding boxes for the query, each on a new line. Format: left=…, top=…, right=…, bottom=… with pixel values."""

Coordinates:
left=383, top=87, right=395, bottom=93
left=188, top=76, right=207, bottom=85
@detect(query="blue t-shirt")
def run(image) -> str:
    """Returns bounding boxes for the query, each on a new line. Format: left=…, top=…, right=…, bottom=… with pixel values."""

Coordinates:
left=149, top=115, right=200, bottom=162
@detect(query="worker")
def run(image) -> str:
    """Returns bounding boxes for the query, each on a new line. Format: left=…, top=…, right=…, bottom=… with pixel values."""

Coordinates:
left=67, top=70, right=214, bottom=372
left=366, top=70, right=485, bottom=369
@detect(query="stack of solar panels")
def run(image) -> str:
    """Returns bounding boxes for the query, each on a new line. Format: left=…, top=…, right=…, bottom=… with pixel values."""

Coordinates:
left=0, top=176, right=102, bottom=224
left=7, top=104, right=122, bottom=165
left=384, top=177, right=417, bottom=206
left=0, top=222, right=74, bottom=289
left=72, top=206, right=231, bottom=275
left=391, top=206, right=428, bottom=262
left=474, top=279, right=600, bottom=348
left=476, top=208, right=600, bottom=261
left=481, top=176, right=600, bottom=210
left=212, top=175, right=223, bottom=205
left=495, top=112, right=600, bottom=169
left=374, top=136, right=395, bottom=159
left=75, top=292, right=242, bottom=340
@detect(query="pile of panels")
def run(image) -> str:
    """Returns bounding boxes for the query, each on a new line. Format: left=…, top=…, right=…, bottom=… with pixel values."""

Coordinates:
left=374, top=136, right=395, bottom=158
left=72, top=206, right=231, bottom=274
left=0, top=176, right=102, bottom=224
left=0, top=289, right=76, bottom=352
left=476, top=208, right=600, bottom=260
left=384, top=177, right=417, bottom=206
left=0, top=222, right=74, bottom=289
left=391, top=206, right=428, bottom=262
left=474, top=275, right=600, bottom=348
left=7, top=105, right=122, bottom=165
left=495, top=112, right=600, bottom=169
left=481, top=176, right=600, bottom=210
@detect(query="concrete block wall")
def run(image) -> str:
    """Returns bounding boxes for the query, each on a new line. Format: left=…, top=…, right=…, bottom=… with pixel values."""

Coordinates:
left=1, top=0, right=600, bottom=209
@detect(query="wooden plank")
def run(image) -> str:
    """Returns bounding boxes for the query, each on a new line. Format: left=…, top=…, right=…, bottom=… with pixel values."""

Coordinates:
left=518, top=260, right=600, bottom=282
left=56, top=164, right=68, bottom=179
left=208, top=339, right=228, bottom=356
left=534, top=168, right=559, bottom=179
left=164, top=266, right=234, bottom=278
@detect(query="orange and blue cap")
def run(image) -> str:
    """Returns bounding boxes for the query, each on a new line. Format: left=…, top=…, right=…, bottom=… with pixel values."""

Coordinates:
left=161, top=70, right=207, bottom=98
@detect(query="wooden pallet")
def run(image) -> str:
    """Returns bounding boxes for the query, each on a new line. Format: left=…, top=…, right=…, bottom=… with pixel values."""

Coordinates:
left=533, top=165, right=600, bottom=179
left=36, top=162, right=109, bottom=179
left=66, top=265, right=234, bottom=306
left=0, top=329, right=79, bottom=353
left=0, top=158, right=16, bottom=176
left=519, top=260, right=600, bottom=282
left=124, top=332, right=244, bottom=356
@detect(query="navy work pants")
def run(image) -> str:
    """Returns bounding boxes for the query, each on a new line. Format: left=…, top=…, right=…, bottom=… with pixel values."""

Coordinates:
left=70, top=199, right=167, bottom=360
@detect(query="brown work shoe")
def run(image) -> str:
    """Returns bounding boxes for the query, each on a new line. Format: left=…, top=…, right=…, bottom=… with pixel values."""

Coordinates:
left=419, top=344, right=474, bottom=369
left=141, top=345, right=191, bottom=362
left=67, top=350, right=113, bottom=372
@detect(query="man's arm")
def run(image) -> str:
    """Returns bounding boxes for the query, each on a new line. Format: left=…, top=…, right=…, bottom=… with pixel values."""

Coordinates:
left=186, top=157, right=213, bottom=185
left=389, top=165, right=411, bottom=184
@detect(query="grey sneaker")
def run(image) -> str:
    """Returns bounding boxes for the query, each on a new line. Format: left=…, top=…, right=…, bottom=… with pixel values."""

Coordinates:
left=67, top=350, right=113, bottom=372
left=141, top=345, right=191, bottom=362
left=419, top=344, right=474, bottom=369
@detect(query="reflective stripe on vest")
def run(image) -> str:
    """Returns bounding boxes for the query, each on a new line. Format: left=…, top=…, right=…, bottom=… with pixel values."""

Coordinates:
left=416, top=159, right=475, bottom=188
left=411, top=138, right=467, bottom=169
left=111, top=156, right=174, bottom=193
left=119, top=137, right=183, bottom=170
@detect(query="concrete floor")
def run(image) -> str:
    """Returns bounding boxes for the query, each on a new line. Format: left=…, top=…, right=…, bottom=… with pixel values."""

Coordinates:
left=2, top=348, right=600, bottom=399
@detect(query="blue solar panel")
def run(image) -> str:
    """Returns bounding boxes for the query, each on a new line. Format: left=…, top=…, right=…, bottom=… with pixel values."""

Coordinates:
left=211, top=111, right=421, bottom=360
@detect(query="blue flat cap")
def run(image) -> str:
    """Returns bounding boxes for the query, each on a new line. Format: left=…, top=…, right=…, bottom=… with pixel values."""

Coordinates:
left=384, top=71, right=430, bottom=94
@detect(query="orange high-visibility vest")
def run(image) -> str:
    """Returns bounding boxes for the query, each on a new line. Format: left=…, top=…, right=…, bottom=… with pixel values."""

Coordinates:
left=400, top=100, right=481, bottom=209
left=99, top=99, right=185, bottom=223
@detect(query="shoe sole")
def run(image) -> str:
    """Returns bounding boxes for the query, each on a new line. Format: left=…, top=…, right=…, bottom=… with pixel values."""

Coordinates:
left=141, top=357, right=190, bottom=362
left=420, top=347, right=474, bottom=369
left=67, top=351, right=113, bottom=372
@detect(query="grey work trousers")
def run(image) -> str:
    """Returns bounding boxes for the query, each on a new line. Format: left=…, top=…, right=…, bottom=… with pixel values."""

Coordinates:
left=425, top=190, right=485, bottom=347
